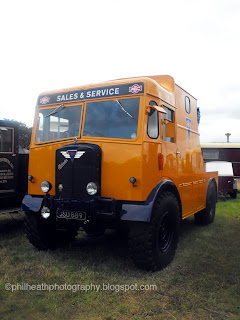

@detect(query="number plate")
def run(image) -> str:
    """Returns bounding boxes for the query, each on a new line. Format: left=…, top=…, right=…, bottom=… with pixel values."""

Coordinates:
left=57, top=209, right=86, bottom=220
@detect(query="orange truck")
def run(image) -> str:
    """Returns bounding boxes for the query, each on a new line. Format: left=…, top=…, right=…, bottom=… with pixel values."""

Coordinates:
left=22, top=75, right=218, bottom=271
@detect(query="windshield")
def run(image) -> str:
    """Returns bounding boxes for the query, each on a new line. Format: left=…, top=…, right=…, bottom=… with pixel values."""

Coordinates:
left=83, top=98, right=140, bottom=139
left=35, top=105, right=82, bottom=143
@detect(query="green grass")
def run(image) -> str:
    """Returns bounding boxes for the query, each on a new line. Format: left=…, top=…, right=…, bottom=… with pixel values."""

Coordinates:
left=0, top=199, right=240, bottom=320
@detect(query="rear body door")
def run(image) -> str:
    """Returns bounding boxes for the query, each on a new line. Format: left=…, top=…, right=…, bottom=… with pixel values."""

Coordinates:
left=0, top=125, right=18, bottom=197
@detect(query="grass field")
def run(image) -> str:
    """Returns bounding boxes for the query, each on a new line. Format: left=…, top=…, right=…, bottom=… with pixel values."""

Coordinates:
left=0, top=198, right=239, bottom=320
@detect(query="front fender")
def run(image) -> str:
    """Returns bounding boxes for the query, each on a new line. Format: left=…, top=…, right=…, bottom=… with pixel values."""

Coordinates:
left=120, top=180, right=181, bottom=222
left=21, top=195, right=43, bottom=212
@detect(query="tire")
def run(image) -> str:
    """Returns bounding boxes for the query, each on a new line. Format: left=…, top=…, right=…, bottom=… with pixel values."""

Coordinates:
left=230, top=190, right=237, bottom=199
left=129, top=192, right=180, bottom=271
left=194, top=183, right=217, bottom=225
left=25, top=210, right=78, bottom=250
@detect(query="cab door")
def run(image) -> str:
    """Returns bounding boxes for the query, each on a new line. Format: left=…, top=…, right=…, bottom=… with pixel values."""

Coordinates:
left=142, top=99, right=178, bottom=201
left=160, top=104, right=178, bottom=187
left=142, top=98, right=163, bottom=200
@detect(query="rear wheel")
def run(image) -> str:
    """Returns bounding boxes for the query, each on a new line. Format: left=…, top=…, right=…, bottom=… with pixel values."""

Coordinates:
left=25, top=210, right=78, bottom=250
left=229, top=190, right=237, bottom=199
left=194, top=183, right=217, bottom=225
left=129, top=192, right=180, bottom=271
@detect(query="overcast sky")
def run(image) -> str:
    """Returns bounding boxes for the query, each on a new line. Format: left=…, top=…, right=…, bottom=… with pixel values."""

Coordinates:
left=0, top=0, right=239, bottom=142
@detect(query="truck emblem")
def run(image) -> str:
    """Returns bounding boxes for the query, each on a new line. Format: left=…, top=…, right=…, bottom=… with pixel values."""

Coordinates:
left=129, top=84, right=142, bottom=94
left=61, top=150, right=85, bottom=160
left=40, top=96, right=50, bottom=104
left=186, top=118, right=191, bottom=140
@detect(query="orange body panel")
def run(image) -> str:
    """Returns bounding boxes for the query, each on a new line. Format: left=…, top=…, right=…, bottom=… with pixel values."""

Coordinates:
left=28, top=76, right=218, bottom=219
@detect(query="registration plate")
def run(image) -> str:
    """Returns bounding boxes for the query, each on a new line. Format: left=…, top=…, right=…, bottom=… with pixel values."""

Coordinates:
left=57, top=210, right=86, bottom=220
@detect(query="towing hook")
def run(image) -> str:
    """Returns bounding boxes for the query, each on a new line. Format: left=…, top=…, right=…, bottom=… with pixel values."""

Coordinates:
left=84, top=220, right=90, bottom=225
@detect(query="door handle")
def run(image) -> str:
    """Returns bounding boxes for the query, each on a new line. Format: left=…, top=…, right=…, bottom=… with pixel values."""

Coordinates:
left=176, top=147, right=181, bottom=159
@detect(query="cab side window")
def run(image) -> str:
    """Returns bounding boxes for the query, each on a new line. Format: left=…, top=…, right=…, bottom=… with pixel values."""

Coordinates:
left=0, top=127, right=14, bottom=153
left=163, top=106, right=174, bottom=143
left=185, top=96, right=191, bottom=113
left=147, top=101, right=159, bottom=139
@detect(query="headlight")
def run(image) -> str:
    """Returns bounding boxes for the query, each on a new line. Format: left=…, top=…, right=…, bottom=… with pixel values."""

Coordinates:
left=86, top=182, right=98, bottom=195
left=40, top=181, right=52, bottom=193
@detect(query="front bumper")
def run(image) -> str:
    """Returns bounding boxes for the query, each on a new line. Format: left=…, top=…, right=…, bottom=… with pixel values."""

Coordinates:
left=22, top=194, right=118, bottom=221
left=22, top=194, right=154, bottom=223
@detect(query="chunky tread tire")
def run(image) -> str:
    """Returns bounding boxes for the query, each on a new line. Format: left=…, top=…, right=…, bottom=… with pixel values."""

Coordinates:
left=129, top=192, right=180, bottom=271
left=230, top=190, right=237, bottom=199
left=25, top=211, right=78, bottom=250
left=194, top=183, right=217, bottom=225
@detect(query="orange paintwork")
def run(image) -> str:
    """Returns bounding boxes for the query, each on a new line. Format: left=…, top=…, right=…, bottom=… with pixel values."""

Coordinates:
left=28, top=75, right=217, bottom=219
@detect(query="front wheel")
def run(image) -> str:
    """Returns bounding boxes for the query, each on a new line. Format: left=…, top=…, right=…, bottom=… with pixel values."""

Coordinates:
left=25, top=210, right=78, bottom=250
left=129, top=192, right=180, bottom=271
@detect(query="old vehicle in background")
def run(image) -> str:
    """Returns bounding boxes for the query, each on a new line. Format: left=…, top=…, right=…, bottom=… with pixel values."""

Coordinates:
left=205, top=161, right=237, bottom=198
left=0, top=120, right=28, bottom=214
left=202, top=143, right=240, bottom=190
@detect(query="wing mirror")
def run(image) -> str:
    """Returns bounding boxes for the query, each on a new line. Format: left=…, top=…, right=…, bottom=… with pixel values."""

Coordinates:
left=146, top=104, right=167, bottom=114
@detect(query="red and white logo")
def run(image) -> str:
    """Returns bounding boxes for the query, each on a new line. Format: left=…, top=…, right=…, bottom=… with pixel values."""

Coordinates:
left=129, top=84, right=142, bottom=94
left=40, top=96, right=50, bottom=104
left=186, top=118, right=191, bottom=130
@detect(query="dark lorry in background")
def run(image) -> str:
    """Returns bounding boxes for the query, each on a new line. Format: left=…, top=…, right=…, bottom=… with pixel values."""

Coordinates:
left=0, top=120, right=28, bottom=214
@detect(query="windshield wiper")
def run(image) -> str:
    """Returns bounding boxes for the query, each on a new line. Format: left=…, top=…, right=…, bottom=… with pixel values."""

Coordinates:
left=45, top=104, right=66, bottom=118
left=115, top=100, right=134, bottom=119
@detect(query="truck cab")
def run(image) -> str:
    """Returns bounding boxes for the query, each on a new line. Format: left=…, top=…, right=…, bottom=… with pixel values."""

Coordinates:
left=23, top=76, right=218, bottom=271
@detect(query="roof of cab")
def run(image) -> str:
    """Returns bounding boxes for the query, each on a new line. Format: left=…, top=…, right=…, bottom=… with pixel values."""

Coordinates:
left=38, top=75, right=176, bottom=107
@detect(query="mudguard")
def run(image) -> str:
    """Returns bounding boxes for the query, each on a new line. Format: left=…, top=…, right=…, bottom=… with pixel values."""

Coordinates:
left=120, top=180, right=181, bottom=222
left=21, top=195, right=43, bottom=212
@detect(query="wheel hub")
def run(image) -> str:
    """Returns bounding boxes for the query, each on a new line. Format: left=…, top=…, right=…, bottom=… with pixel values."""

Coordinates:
left=158, top=215, right=172, bottom=252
